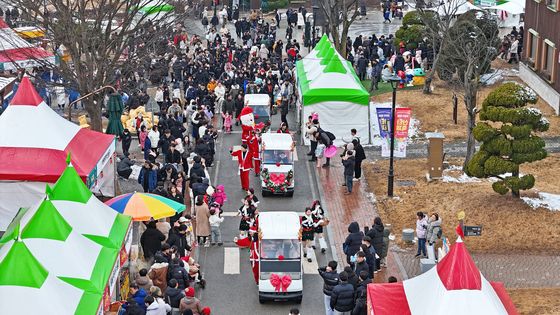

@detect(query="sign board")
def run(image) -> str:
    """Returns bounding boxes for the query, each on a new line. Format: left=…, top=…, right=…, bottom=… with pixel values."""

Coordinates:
left=464, top=225, right=483, bottom=236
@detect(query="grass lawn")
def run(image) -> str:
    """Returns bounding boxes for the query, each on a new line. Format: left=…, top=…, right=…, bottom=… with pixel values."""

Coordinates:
left=361, top=79, right=422, bottom=96
left=508, top=288, right=560, bottom=315
left=362, top=154, right=560, bottom=254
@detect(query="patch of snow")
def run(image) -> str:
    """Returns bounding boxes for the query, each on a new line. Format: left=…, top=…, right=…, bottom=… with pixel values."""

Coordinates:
left=446, top=165, right=463, bottom=171
left=442, top=173, right=482, bottom=183
left=526, top=107, right=542, bottom=115
left=480, top=69, right=521, bottom=86
left=366, top=192, right=377, bottom=204
left=521, top=192, right=560, bottom=211
left=540, top=117, right=549, bottom=125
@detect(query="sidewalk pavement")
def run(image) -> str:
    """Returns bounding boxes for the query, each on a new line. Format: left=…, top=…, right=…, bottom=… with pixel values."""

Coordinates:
left=317, top=151, right=560, bottom=287
left=314, top=151, right=406, bottom=283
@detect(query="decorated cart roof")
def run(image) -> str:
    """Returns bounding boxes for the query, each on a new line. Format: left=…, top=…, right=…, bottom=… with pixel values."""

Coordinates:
left=0, top=163, right=131, bottom=315
left=296, top=35, right=369, bottom=106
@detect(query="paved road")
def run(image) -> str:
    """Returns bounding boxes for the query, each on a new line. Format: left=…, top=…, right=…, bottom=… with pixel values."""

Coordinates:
left=193, top=110, right=336, bottom=314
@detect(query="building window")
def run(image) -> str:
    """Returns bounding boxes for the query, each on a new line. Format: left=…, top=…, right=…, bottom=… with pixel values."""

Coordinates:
left=546, top=0, right=558, bottom=10
left=527, top=30, right=539, bottom=66
left=542, top=40, right=557, bottom=83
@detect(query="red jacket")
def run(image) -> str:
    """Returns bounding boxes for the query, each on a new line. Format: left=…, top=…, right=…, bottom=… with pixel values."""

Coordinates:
left=247, top=135, right=260, bottom=160
left=231, top=149, right=253, bottom=171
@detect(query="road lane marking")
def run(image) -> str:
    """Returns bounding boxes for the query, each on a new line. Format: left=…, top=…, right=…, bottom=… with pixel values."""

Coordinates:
left=224, top=247, right=240, bottom=274
left=303, top=250, right=319, bottom=274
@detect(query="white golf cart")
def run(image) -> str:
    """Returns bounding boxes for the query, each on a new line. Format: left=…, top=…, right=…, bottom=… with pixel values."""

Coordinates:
left=244, top=94, right=271, bottom=125
left=260, top=133, right=295, bottom=197
left=258, top=211, right=303, bottom=304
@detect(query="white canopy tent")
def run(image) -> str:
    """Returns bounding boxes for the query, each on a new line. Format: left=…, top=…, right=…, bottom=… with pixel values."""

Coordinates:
left=296, top=35, right=371, bottom=145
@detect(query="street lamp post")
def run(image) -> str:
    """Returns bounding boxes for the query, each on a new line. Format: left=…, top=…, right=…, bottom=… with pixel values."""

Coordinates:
left=382, top=74, right=400, bottom=197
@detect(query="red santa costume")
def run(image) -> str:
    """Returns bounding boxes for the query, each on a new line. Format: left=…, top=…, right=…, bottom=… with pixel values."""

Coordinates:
left=231, top=144, right=253, bottom=191
left=239, top=106, right=265, bottom=144
left=247, top=132, right=261, bottom=176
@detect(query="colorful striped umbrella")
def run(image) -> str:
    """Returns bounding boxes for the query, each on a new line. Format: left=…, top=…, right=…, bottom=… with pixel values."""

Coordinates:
left=105, top=192, right=185, bottom=221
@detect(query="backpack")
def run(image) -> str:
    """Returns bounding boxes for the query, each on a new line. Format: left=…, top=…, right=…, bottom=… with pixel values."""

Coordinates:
left=436, top=227, right=443, bottom=239
left=325, top=131, right=336, bottom=141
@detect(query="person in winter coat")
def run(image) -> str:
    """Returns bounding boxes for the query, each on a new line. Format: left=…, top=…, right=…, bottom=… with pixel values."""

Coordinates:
left=148, top=259, right=169, bottom=294
left=212, top=184, right=228, bottom=206
left=135, top=268, right=153, bottom=292
left=352, top=271, right=370, bottom=315
left=123, top=298, right=145, bottom=315
left=343, top=222, right=363, bottom=267
left=330, top=271, right=355, bottom=314
left=345, top=266, right=359, bottom=291
left=167, top=225, right=192, bottom=258
left=194, top=196, right=211, bottom=247
left=352, top=139, right=366, bottom=180
left=353, top=251, right=370, bottom=279
left=129, top=283, right=148, bottom=311
left=342, top=150, right=356, bottom=194
left=426, top=213, right=442, bottom=258
left=139, top=161, right=158, bottom=193
left=179, top=287, right=203, bottom=315
left=209, top=208, right=224, bottom=245
left=167, top=258, right=190, bottom=290
left=380, top=224, right=391, bottom=268
left=360, top=241, right=376, bottom=279
left=366, top=217, right=384, bottom=272
left=146, top=289, right=171, bottom=315
left=141, top=221, right=166, bottom=261
left=416, top=211, right=428, bottom=257
left=318, top=260, right=339, bottom=315
left=164, top=279, right=185, bottom=315
left=120, top=129, right=132, bottom=156
left=144, top=296, right=164, bottom=315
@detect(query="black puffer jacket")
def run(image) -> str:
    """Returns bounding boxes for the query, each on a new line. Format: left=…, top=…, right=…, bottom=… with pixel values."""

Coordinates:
left=167, top=264, right=190, bottom=290
left=330, top=281, right=355, bottom=312
left=367, top=223, right=385, bottom=253
left=164, top=286, right=184, bottom=308
left=344, top=222, right=364, bottom=257
left=318, top=267, right=339, bottom=296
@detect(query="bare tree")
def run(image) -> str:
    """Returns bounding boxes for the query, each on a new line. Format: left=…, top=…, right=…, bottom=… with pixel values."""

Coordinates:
left=2, top=0, right=184, bottom=131
left=437, top=11, right=500, bottom=167
left=319, top=0, right=360, bottom=57
left=412, top=0, right=468, bottom=94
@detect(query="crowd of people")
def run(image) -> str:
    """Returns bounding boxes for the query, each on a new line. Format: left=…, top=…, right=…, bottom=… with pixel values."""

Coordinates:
left=319, top=217, right=397, bottom=315
left=114, top=3, right=306, bottom=314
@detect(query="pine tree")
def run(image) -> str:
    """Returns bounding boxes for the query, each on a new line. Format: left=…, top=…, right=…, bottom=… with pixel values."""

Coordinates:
left=465, top=82, right=549, bottom=197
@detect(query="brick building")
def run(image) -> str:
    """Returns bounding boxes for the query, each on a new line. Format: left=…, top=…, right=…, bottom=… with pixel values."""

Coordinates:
left=520, top=0, right=560, bottom=113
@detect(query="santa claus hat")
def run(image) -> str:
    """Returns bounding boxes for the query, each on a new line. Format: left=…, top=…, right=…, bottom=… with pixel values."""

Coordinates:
left=240, top=106, right=253, bottom=117
left=202, top=307, right=212, bottom=315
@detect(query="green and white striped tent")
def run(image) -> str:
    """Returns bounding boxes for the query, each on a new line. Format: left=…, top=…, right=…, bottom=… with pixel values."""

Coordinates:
left=0, top=163, right=132, bottom=315
left=296, top=35, right=371, bottom=144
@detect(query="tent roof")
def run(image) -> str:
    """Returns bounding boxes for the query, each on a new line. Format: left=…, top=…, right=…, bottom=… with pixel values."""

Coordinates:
left=0, top=77, right=115, bottom=182
left=367, top=238, right=518, bottom=315
left=0, top=18, right=54, bottom=70
left=430, top=0, right=482, bottom=15
left=488, top=1, right=524, bottom=14
left=0, top=164, right=131, bottom=315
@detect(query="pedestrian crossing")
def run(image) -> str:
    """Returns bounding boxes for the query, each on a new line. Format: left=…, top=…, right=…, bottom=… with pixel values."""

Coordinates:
left=220, top=246, right=319, bottom=275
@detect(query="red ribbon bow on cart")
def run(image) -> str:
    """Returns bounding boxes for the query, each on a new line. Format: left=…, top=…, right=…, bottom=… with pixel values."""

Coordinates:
left=269, top=273, right=292, bottom=292
left=269, top=173, right=286, bottom=184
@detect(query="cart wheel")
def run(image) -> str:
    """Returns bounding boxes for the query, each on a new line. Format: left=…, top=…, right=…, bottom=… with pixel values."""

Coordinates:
left=262, top=189, right=270, bottom=197
left=286, top=191, right=294, bottom=197
left=294, top=296, right=302, bottom=304
left=259, top=296, right=266, bottom=304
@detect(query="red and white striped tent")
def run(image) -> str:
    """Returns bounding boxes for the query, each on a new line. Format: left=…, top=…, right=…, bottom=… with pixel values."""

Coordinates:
left=0, top=18, right=54, bottom=70
left=367, top=237, right=519, bottom=315
left=0, top=77, right=116, bottom=231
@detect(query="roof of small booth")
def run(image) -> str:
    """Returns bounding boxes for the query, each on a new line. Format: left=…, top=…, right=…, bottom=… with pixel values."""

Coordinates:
left=0, top=164, right=131, bottom=315
left=259, top=212, right=300, bottom=239
left=261, top=133, right=293, bottom=150
left=296, top=36, right=369, bottom=106
left=244, top=94, right=271, bottom=106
